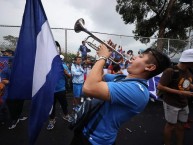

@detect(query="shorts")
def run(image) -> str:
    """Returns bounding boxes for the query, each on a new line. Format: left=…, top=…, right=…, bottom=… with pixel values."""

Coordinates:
left=163, top=101, right=189, bottom=124
left=73, top=83, right=83, bottom=98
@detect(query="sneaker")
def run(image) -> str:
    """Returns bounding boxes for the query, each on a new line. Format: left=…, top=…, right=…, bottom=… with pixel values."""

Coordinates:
left=63, top=114, right=73, bottom=122
left=47, top=119, right=56, bottom=130
left=8, top=119, right=19, bottom=130
left=73, top=105, right=81, bottom=112
left=19, top=116, right=28, bottom=121
left=80, top=97, right=84, bottom=103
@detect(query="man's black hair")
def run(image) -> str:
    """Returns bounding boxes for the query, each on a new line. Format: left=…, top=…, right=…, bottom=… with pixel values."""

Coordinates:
left=55, top=41, right=60, bottom=47
left=55, top=41, right=61, bottom=54
left=74, top=56, right=82, bottom=61
left=143, top=48, right=171, bottom=78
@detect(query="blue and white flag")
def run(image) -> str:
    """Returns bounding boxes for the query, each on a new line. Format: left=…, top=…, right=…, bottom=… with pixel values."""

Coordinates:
left=8, top=0, right=63, bottom=144
left=148, top=73, right=162, bottom=99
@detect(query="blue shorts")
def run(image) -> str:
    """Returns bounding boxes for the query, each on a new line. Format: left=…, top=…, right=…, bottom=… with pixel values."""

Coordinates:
left=73, top=83, right=83, bottom=98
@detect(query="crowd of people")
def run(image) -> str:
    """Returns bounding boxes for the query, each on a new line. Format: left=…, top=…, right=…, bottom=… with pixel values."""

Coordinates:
left=0, top=40, right=193, bottom=145
left=0, top=49, right=28, bottom=130
left=77, top=40, right=135, bottom=75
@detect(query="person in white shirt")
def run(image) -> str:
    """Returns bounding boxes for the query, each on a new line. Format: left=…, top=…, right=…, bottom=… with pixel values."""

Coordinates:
left=71, top=56, right=85, bottom=106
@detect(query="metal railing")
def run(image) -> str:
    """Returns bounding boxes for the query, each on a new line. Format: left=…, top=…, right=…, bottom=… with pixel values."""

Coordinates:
left=0, top=25, right=191, bottom=59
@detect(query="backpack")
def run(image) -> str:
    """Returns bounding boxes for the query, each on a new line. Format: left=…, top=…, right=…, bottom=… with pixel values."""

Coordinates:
left=68, top=74, right=148, bottom=134
left=156, top=66, right=180, bottom=98
left=68, top=98, right=104, bottom=133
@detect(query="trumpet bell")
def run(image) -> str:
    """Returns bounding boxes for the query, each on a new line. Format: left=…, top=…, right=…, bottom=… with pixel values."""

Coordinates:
left=74, top=18, right=85, bottom=33
left=74, top=18, right=129, bottom=64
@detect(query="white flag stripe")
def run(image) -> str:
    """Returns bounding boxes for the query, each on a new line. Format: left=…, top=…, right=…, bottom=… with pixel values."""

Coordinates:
left=32, top=21, right=57, bottom=97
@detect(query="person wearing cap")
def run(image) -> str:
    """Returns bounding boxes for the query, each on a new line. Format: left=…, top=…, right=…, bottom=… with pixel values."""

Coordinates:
left=1, top=49, right=14, bottom=57
left=47, top=54, right=72, bottom=130
left=157, top=49, right=193, bottom=145
left=1, top=57, right=27, bottom=129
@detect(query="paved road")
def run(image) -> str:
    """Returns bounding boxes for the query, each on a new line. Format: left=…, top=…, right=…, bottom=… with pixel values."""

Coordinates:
left=0, top=94, right=193, bottom=145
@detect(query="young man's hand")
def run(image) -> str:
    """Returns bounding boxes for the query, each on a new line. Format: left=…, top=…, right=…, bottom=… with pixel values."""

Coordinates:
left=98, top=44, right=112, bottom=59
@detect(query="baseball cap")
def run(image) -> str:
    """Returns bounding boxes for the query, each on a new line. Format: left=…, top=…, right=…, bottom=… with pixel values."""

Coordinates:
left=1, top=49, right=14, bottom=55
left=179, top=49, right=193, bottom=62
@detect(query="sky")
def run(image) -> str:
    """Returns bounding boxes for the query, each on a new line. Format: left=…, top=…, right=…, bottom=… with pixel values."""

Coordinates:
left=0, top=0, right=153, bottom=56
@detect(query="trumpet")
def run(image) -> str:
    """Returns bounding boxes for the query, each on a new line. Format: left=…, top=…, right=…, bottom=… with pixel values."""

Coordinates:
left=84, top=36, right=99, bottom=51
left=74, top=18, right=129, bottom=64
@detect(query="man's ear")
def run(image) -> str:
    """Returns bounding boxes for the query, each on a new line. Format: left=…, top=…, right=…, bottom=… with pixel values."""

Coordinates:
left=145, top=64, right=156, bottom=71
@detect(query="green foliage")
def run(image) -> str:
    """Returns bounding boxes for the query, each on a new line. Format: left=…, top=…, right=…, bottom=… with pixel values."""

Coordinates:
left=62, top=52, right=95, bottom=63
left=3, top=35, right=18, bottom=47
left=116, top=0, right=193, bottom=50
left=61, top=52, right=76, bottom=63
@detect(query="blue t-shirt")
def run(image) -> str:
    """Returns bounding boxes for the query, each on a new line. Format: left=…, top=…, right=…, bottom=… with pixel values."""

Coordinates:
left=55, top=63, right=70, bottom=92
left=83, top=74, right=149, bottom=145
left=63, top=62, right=71, bottom=74
left=80, top=45, right=88, bottom=57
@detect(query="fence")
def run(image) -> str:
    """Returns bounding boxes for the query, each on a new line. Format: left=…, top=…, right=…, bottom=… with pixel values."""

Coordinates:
left=0, top=25, right=192, bottom=61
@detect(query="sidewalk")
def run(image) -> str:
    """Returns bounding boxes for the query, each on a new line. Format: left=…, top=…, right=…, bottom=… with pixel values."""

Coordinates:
left=0, top=95, right=193, bottom=145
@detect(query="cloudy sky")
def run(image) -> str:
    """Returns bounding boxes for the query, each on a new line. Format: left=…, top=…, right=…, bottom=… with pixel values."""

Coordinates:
left=0, top=0, right=153, bottom=55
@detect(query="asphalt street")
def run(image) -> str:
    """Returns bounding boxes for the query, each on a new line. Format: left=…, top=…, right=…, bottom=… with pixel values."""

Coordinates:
left=0, top=93, right=193, bottom=145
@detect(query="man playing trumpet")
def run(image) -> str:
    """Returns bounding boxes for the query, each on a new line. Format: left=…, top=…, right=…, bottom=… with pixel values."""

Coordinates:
left=70, top=42, right=171, bottom=145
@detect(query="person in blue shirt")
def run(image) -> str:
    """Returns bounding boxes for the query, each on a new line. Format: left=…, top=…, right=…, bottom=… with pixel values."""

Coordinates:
left=46, top=55, right=72, bottom=130
left=78, top=41, right=91, bottom=61
left=1, top=56, right=28, bottom=130
left=70, top=44, right=171, bottom=145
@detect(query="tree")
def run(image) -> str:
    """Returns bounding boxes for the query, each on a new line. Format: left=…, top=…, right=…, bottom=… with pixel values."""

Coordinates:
left=116, top=0, right=193, bottom=51
left=3, top=35, right=18, bottom=47
left=62, top=52, right=76, bottom=63
left=181, top=0, right=192, bottom=5
left=62, top=51, right=95, bottom=63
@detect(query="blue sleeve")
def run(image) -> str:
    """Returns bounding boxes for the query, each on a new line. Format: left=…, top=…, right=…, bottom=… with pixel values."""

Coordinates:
left=107, top=81, right=149, bottom=112
left=103, top=74, right=119, bottom=82
left=63, top=63, right=71, bottom=74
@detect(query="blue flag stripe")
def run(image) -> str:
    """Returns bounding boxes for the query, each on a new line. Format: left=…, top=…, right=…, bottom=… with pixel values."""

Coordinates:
left=8, top=0, right=48, bottom=100
left=29, top=56, right=62, bottom=145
